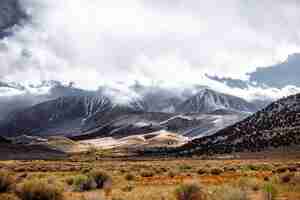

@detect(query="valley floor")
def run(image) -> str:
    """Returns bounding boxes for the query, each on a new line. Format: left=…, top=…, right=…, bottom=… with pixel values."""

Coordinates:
left=0, top=154, right=300, bottom=200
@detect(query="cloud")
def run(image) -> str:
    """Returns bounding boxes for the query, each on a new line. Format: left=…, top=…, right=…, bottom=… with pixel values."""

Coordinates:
left=248, top=53, right=300, bottom=88
left=0, top=0, right=300, bottom=91
left=209, top=53, right=300, bottom=95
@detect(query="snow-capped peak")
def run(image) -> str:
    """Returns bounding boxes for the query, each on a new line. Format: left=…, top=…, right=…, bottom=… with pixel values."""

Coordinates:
left=176, top=88, right=257, bottom=113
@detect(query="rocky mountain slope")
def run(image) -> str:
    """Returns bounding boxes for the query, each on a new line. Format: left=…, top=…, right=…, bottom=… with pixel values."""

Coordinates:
left=0, top=81, right=95, bottom=120
left=0, top=95, right=112, bottom=137
left=165, top=93, right=300, bottom=156
left=0, top=91, right=246, bottom=140
left=175, top=88, right=257, bottom=113
left=0, top=93, right=177, bottom=138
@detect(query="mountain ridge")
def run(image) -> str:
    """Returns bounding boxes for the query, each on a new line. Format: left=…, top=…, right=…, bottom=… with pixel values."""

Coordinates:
left=175, top=88, right=257, bottom=114
left=164, top=92, right=300, bottom=156
left=0, top=89, right=248, bottom=139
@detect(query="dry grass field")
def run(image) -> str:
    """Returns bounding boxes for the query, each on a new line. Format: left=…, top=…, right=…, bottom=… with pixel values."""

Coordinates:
left=0, top=150, right=300, bottom=200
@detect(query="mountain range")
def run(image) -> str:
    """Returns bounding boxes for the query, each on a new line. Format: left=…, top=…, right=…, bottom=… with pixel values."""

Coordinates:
left=0, top=87, right=254, bottom=140
left=162, top=92, right=300, bottom=156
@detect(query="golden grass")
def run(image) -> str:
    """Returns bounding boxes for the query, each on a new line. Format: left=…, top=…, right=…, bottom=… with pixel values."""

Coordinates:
left=0, top=158, right=299, bottom=200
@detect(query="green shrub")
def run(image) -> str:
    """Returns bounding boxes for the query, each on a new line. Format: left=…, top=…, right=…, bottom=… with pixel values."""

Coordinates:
left=72, top=175, right=96, bottom=192
left=245, top=164, right=260, bottom=171
left=179, top=165, right=192, bottom=172
left=88, top=170, right=111, bottom=189
left=0, top=170, right=14, bottom=193
left=16, top=178, right=63, bottom=200
left=174, top=183, right=206, bottom=200
left=262, top=183, right=278, bottom=200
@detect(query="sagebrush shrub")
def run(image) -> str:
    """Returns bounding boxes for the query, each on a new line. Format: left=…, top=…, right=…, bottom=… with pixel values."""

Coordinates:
left=88, top=170, right=111, bottom=189
left=197, top=168, right=207, bottom=175
left=210, top=168, right=224, bottom=175
left=125, top=173, right=135, bottom=181
left=280, top=173, right=294, bottom=183
left=72, top=175, right=96, bottom=192
left=0, top=170, right=14, bottom=193
left=0, top=194, right=20, bottom=200
left=174, top=183, right=206, bottom=200
left=16, top=178, right=63, bottom=200
left=65, top=177, right=74, bottom=186
left=179, top=165, right=192, bottom=172
left=140, top=170, right=154, bottom=178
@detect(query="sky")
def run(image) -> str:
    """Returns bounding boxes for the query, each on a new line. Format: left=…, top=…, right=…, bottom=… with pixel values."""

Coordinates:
left=1, top=0, right=300, bottom=91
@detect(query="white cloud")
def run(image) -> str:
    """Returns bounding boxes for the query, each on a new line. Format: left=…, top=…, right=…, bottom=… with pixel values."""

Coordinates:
left=0, top=0, right=300, bottom=92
